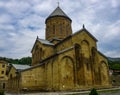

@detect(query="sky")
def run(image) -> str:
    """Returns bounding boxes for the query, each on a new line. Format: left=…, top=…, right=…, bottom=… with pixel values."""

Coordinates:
left=0, top=0, right=120, bottom=59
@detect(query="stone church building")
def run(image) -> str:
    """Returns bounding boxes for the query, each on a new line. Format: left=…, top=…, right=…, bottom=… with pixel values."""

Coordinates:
left=7, top=6, right=111, bottom=92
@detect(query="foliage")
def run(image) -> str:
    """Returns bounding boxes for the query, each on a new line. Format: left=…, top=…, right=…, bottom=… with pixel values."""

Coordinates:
left=108, top=59, right=120, bottom=70
left=0, top=91, right=5, bottom=95
left=89, top=88, right=99, bottom=95
left=0, top=56, right=31, bottom=65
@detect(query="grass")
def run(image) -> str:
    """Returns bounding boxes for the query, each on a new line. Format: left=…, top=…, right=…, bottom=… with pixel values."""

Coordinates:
left=65, top=88, right=120, bottom=95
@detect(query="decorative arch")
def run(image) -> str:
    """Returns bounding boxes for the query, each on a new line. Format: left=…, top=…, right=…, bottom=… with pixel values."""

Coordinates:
left=61, top=56, right=74, bottom=64
left=60, top=56, right=74, bottom=90
left=100, top=61, right=109, bottom=85
left=81, top=40, right=90, bottom=58
left=81, top=40, right=89, bottom=45
left=74, top=43, right=82, bottom=68
left=91, top=47, right=98, bottom=65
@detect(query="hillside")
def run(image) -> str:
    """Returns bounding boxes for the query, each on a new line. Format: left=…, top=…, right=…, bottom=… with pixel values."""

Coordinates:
left=108, top=57, right=120, bottom=62
left=0, top=56, right=31, bottom=65
left=108, top=57, right=120, bottom=70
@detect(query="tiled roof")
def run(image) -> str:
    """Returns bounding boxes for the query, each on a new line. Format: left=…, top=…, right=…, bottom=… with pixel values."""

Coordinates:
left=46, top=6, right=71, bottom=23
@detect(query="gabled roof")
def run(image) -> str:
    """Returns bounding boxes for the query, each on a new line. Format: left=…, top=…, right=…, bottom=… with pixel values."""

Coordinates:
left=7, top=64, right=30, bottom=75
left=31, top=37, right=54, bottom=53
left=46, top=6, right=71, bottom=23
left=12, top=64, right=30, bottom=71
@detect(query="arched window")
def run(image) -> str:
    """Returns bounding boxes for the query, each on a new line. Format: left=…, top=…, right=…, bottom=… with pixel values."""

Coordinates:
left=60, top=24, right=62, bottom=34
left=39, top=48, right=42, bottom=60
left=53, top=25, right=55, bottom=34
left=66, top=24, right=69, bottom=35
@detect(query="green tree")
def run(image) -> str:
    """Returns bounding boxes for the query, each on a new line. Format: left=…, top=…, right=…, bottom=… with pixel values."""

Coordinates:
left=89, top=88, right=99, bottom=95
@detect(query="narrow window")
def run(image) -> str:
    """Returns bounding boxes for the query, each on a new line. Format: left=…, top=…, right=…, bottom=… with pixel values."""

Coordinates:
left=75, top=44, right=81, bottom=68
left=86, top=63, right=90, bottom=71
left=2, top=64, right=5, bottom=68
left=53, top=25, right=55, bottom=34
left=47, top=26, right=49, bottom=32
left=1, top=71, right=4, bottom=74
left=66, top=25, right=69, bottom=35
left=47, top=26, right=50, bottom=37
left=10, top=74, right=12, bottom=79
left=60, top=24, right=62, bottom=34
left=3, top=83, right=5, bottom=89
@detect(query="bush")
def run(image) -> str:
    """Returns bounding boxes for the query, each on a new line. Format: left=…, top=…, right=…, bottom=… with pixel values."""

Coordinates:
left=0, top=91, right=5, bottom=95
left=89, top=88, right=99, bottom=95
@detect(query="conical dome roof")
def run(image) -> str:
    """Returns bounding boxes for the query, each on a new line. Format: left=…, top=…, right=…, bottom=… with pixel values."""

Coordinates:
left=45, top=6, right=71, bottom=23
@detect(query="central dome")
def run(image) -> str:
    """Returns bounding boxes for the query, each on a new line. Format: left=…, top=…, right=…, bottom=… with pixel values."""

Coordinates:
left=45, top=6, right=72, bottom=23
left=45, top=6, right=72, bottom=41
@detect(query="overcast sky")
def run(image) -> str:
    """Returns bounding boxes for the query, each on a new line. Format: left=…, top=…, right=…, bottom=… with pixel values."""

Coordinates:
left=0, top=0, right=120, bottom=59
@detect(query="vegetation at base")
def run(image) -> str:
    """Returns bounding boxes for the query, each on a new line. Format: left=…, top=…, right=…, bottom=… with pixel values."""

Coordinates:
left=89, top=88, right=99, bottom=95
left=0, top=91, right=5, bottom=95
left=0, top=56, right=31, bottom=65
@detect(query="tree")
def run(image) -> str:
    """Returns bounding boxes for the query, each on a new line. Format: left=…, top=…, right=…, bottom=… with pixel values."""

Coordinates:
left=89, top=88, right=99, bottom=95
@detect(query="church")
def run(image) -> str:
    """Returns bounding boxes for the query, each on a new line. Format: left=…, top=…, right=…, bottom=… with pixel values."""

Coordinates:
left=7, top=6, right=111, bottom=92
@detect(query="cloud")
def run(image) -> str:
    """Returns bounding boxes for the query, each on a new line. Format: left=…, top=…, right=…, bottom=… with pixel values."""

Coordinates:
left=0, top=0, right=120, bottom=58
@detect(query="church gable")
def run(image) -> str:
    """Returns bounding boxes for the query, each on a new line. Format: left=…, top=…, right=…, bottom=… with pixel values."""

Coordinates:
left=72, top=28, right=97, bottom=41
left=71, top=28, right=97, bottom=49
left=31, top=37, right=54, bottom=53
left=31, top=37, right=55, bottom=66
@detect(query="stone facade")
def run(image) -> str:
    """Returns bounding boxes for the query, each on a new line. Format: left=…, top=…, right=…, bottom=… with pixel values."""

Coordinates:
left=7, top=64, right=30, bottom=92
left=7, top=6, right=111, bottom=92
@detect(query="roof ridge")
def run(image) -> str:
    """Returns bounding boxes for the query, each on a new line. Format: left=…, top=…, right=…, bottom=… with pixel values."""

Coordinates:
left=48, top=6, right=68, bottom=17
left=37, top=37, right=54, bottom=46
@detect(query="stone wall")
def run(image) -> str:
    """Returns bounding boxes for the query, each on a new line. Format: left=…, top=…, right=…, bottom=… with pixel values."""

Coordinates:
left=20, top=65, right=45, bottom=91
